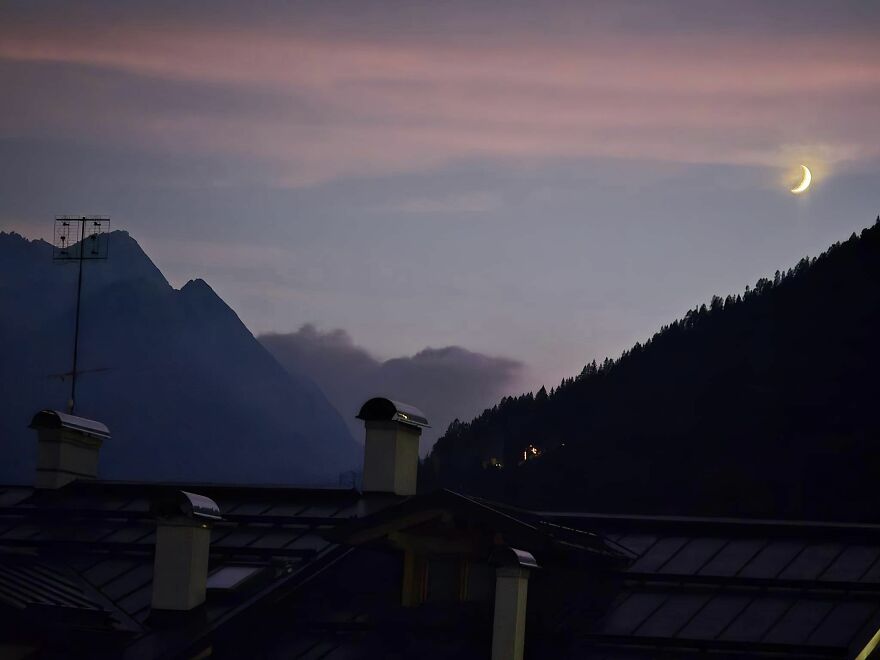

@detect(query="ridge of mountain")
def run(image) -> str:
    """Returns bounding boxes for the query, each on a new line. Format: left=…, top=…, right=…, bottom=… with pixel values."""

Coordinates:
left=0, top=230, right=359, bottom=485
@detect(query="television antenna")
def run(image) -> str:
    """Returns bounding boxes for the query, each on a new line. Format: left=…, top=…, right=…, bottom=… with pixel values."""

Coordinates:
left=53, top=217, right=109, bottom=414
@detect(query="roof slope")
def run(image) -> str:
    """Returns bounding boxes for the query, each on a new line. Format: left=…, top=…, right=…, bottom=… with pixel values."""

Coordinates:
left=544, top=512, right=880, bottom=658
left=4, top=481, right=880, bottom=659
left=0, top=481, right=378, bottom=658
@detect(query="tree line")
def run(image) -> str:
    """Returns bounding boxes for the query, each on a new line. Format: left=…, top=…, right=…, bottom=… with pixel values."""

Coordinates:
left=423, top=217, right=880, bottom=522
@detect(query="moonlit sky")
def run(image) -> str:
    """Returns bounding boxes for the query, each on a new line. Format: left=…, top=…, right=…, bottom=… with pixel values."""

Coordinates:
left=2, top=0, right=879, bottom=391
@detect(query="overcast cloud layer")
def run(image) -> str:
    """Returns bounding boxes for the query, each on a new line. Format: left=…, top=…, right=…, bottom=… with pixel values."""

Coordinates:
left=261, top=325, right=524, bottom=453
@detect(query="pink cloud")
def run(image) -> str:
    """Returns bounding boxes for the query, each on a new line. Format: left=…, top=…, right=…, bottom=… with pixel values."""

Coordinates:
left=1, top=19, right=878, bottom=185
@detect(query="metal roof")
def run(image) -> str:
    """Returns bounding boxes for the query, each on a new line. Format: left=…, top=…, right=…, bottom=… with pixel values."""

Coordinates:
left=28, top=409, right=110, bottom=440
left=356, top=397, right=430, bottom=428
left=543, top=515, right=880, bottom=658
left=3, top=481, right=880, bottom=659
left=0, top=558, right=106, bottom=612
left=0, top=480, right=371, bottom=657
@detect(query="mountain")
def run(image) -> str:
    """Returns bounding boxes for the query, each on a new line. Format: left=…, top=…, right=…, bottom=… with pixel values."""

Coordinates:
left=425, top=217, right=880, bottom=522
left=0, top=230, right=359, bottom=485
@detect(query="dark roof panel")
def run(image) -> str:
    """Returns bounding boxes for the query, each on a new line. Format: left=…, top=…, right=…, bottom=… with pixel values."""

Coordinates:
left=859, top=553, right=880, bottom=583
left=677, top=594, right=752, bottom=640
left=248, top=530, right=302, bottom=550
left=764, top=598, right=836, bottom=645
left=807, top=602, right=877, bottom=646
left=225, top=501, right=273, bottom=515
left=0, top=560, right=104, bottom=612
left=821, top=545, right=880, bottom=582
left=738, top=541, right=804, bottom=579
left=101, top=525, right=154, bottom=544
left=601, top=592, right=669, bottom=635
left=778, top=543, right=842, bottom=581
left=215, top=528, right=266, bottom=548
left=697, top=539, right=766, bottom=577
left=658, top=537, right=726, bottom=575
left=117, top=585, right=153, bottom=621
left=719, top=596, right=793, bottom=643
left=84, top=559, right=140, bottom=588
left=627, top=537, right=688, bottom=573
left=613, top=534, right=658, bottom=556
left=101, top=564, right=154, bottom=602
left=634, top=593, right=709, bottom=637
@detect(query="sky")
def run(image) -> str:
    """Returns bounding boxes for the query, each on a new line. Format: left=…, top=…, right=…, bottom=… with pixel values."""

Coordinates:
left=2, top=0, right=879, bottom=395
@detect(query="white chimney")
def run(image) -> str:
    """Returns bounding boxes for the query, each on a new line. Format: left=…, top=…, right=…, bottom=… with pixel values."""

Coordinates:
left=491, top=547, right=539, bottom=660
left=28, top=410, right=110, bottom=489
left=151, top=491, right=222, bottom=612
left=357, top=398, right=429, bottom=496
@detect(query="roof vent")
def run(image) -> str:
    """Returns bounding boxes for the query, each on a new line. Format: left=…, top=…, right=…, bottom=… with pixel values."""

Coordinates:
left=357, top=398, right=429, bottom=496
left=28, top=410, right=110, bottom=489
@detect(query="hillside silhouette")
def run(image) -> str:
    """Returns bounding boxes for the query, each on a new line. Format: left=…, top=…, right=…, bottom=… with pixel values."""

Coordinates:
left=0, top=230, right=358, bottom=485
left=425, top=217, right=880, bottom=522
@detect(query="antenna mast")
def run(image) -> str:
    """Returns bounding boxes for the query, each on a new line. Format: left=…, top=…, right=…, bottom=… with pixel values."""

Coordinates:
left=53, top=217, right=109, bottom=414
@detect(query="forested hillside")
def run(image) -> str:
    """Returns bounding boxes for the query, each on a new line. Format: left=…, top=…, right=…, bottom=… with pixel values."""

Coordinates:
left=425, top=217, right=880, bottom=522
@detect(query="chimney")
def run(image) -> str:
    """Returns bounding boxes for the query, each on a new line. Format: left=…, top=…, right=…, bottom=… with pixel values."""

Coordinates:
left=490, top=547, right=539, bottom=660
left=356, top=398, right=429, bottom=496
left=28, top=409, right=110, bottom=489
left=151, top=491, right=222, bottom=612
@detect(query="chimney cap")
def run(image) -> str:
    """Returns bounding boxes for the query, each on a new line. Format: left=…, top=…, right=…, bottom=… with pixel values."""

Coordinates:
left=28, top=409, right=110, bottom=441
left=490, top=546, right=540, bottom=570
left=356, top=397, right=430, bottom=429
left=153, top=490, right=222, bottom=522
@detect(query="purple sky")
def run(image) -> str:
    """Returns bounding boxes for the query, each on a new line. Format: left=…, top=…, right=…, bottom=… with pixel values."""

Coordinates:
left=2, top=0, right=879, bottom=392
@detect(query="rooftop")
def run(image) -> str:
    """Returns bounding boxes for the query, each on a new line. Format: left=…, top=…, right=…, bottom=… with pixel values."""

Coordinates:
left=2, top=480, right=880, bottom=658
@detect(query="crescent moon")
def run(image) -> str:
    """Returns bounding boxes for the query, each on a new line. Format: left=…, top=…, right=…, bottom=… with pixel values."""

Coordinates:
left=791, top=165, right=812, bottom=194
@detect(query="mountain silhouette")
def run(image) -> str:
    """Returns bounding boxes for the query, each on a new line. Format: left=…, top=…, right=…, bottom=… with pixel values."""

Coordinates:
left=425, top=217, right=880, bottom=522
left=0, top=230, right=359, bottom=485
